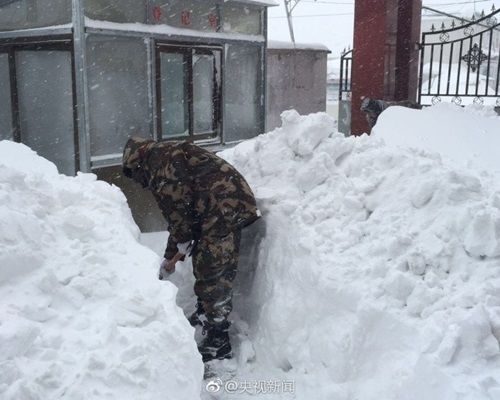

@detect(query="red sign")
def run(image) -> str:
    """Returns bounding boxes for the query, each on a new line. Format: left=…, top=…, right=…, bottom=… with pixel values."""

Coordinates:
left=181, top=10, right=191, bottom=26
left=152, top=6, right=162, bottom=22
left=208, top=13, right=217, bottom=28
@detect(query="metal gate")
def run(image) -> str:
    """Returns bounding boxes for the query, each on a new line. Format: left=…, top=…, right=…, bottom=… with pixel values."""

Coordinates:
left=338, top=48, right=353, bottom=134
left=339, top=48, right=353, bottom=101
left=418, top=6, right=500, bottom=107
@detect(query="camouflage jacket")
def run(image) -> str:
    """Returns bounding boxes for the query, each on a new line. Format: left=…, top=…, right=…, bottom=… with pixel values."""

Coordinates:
left=123, top=138, right=259, bottom=260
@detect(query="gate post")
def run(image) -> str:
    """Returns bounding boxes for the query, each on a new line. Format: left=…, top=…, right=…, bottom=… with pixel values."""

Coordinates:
left=351, top=0, right=422, bottom=136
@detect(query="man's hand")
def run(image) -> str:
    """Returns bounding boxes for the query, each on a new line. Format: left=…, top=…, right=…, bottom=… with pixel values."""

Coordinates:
left=159, top=258, right=175, bottom=280
left=158, top=252, right=184, bottom=280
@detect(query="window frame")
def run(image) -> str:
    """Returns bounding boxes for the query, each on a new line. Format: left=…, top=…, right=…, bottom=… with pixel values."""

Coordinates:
left=155, top=42, right=223, bottom=143
left=0, top=47, right=16, bottom=141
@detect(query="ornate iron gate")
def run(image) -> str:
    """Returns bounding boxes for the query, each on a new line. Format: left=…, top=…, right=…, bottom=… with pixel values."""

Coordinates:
left=418, top=6, right=500, bottom=107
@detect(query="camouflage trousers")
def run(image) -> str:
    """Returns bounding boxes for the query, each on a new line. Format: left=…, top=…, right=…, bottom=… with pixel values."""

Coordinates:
left=192, top=229, right=242, bottom=325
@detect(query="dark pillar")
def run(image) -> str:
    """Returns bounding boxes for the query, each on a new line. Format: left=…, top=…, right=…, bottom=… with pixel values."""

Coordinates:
left=394, top=0, right=422, bottom=101
left=351, top=0, right=422, bottom=136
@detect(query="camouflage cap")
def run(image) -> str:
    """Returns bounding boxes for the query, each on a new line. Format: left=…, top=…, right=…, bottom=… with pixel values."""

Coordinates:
left=360, top=97, right=388, bottom=115
left=122, top=137, right=156, bottom=170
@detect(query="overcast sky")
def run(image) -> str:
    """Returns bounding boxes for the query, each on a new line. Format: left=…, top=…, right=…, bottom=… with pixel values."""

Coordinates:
left=266, top=0, right=497, bottom=59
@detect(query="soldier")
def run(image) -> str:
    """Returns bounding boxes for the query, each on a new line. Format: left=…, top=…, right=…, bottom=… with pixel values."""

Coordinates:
left=122, top=137, right=260, bottom=363
left=360, top=97, right=422, bottom=130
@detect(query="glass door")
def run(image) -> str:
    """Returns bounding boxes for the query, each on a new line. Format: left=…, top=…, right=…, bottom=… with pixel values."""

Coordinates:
left=16, top=49, right=76, bottom=175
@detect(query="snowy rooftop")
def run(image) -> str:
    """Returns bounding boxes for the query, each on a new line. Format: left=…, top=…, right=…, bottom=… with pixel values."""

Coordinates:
left=85, top=18, right=265, bottom=42
left=226, top=0, right=279, bottom=6
left=267, top=40, right=331, bottom=52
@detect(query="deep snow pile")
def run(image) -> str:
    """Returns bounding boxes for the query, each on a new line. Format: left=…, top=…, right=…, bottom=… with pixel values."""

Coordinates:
left=215, top=106, right=500, bottom=399
left=374, top=103, right=500, bottom=178
left=0, top=141, right=203, bottom=400
left=2, top=104, right=500, bottom=400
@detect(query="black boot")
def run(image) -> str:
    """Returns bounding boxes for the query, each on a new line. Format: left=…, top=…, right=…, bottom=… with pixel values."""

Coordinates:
left=187, top=301, right=205, bottom=327
left=198, top=320, right=232, bottom=363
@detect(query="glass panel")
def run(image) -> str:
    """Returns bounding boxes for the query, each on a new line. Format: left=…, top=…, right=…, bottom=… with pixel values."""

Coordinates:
left=160, top=52, right=190, bottom=138
left=222, top=5, right=262, bottom=35
left=193, top=53, right=215, bottom=134
left=151, top=0, right=218, bottom=31
left=0, top=0, right=71, bottom=32
left=84, top=0, right=147, bottom=24
left=87, top=36, right=151, bottom=157
left=224, top=45, right=264, bottom=142
left=0, top=53, right=13, bottom=141
left=16, top=50, right=75, bottom=175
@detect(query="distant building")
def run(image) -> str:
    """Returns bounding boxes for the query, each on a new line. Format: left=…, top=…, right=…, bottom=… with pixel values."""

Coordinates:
left=266, top=41, right=330, bottom=131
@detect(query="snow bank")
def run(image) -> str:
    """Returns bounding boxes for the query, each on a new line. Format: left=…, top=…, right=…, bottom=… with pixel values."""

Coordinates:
left=219, top=107, right=500, bottom=399
left=0, top=141, right=203, bottom=400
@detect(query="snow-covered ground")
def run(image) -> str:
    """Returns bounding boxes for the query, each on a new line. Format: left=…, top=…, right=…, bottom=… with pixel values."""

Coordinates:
left=2, top=102, right=500, bottom=399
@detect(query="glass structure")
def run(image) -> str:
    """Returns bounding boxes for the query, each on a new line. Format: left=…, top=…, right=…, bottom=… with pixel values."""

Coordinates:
left=0, top=0, right=270, bottom=174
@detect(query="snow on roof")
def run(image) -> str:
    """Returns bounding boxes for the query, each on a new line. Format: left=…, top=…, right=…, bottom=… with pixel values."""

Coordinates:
left=85, top=18, right=265, bottom=43
left=0, top=23, right=72, bottom=38
left=225, top=0, right=278, bottom=6
left=267, top=40, right=331, bottom=52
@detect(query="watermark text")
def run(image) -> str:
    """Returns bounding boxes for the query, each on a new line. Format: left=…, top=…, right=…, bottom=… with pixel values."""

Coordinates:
left=206, top=379, right=295, bottom=395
